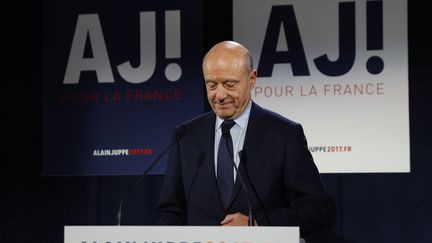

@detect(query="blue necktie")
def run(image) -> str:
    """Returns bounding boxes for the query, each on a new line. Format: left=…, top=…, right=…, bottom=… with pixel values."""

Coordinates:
left=217, top=120, right=236, bottom=210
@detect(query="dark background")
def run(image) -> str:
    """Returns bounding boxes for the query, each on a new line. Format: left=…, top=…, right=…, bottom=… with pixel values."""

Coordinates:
left=3, top=1, right=431, bottom=242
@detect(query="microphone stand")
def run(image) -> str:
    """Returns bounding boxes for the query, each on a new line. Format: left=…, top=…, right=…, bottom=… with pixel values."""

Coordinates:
left=222, top=132, right=254, bottom=226
left=116, top=126, right=186, bottom=225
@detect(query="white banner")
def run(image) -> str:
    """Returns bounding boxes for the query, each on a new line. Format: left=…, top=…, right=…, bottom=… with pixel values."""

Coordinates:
left=234, top=0, right=409, bottom=173
left=64, top=226, right=299, bottom=243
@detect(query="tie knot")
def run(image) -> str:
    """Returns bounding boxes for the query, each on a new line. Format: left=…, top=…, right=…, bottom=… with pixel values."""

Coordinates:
left=221, top=120, right=235, bottom=138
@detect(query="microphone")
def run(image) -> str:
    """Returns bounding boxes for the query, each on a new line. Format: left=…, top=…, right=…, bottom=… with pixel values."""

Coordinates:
left=221, top=129, right=254, bottom=226
left=116, top=125, right=187, bottom=225
left=185, top=152, right=205, bottom=204
left=239, top=149, right=272, bottom=226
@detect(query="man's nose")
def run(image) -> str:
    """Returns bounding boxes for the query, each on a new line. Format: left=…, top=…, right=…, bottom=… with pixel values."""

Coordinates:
left=215, top=85, right=227, bottom=100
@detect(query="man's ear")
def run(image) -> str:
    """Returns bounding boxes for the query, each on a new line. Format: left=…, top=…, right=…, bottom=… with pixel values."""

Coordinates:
left=249, top=69, right=257, bottom=89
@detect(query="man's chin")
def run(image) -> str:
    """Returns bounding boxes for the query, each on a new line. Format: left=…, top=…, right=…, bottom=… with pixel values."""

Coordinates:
left=215, top=110, right=234, bottom=120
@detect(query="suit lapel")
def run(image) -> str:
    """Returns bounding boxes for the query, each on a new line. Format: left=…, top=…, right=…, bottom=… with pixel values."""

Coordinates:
left=191, top=112, right=226, bottom=210
left=241, top=102, right=267, bottom=178
left=227, top=102, right=266, bottom=210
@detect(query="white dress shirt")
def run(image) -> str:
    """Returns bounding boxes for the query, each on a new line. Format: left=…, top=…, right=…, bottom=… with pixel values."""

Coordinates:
left=214, top=100, right=252, bottom=180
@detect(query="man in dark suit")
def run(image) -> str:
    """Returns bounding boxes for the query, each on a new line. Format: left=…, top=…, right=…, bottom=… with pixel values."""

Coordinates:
left=156, top=41, right=334, bottom=236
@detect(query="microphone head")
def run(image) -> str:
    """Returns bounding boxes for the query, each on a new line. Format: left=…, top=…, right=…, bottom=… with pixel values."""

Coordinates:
left=175, top=125, right=188, bottom=140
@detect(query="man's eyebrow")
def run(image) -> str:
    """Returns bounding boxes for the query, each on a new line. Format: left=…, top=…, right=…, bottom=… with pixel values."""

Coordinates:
left=204, top=79, right=240, bottom=83
left=224, top=79, right=240, bottom=83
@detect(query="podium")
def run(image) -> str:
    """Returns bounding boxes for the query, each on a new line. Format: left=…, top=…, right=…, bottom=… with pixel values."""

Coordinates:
left=64, top=226, right=300, bottom=243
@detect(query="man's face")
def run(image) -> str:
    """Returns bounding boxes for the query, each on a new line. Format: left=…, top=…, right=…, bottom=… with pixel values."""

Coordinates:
left=203, top=52, right=256, bottom=120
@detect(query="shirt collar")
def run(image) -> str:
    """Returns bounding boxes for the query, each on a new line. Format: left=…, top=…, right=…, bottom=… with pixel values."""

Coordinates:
left=216, top=100, right=252, bottom=131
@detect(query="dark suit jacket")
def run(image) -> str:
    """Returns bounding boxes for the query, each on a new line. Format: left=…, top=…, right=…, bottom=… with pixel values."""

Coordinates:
left=156, top=102, right=334, bottom=235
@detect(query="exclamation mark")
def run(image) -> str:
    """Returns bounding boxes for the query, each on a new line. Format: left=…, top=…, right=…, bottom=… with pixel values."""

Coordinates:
left=366, top=0, right=384, bottom=75
left=164, top=10, right=182, bottom=82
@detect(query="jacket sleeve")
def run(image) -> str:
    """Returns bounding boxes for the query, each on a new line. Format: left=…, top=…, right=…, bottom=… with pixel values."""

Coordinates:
left=254, top=123, right=335, bottom=236
left=155, top=139, right=187, bottom=225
